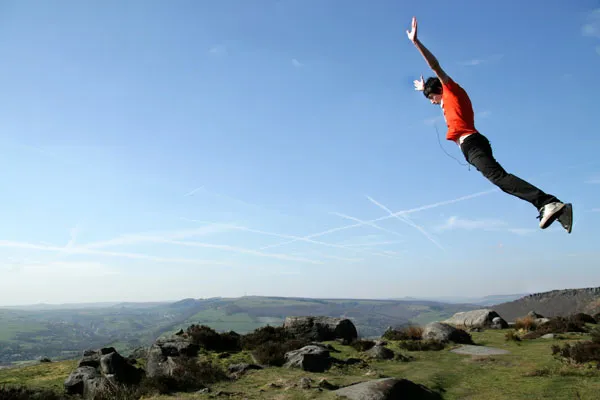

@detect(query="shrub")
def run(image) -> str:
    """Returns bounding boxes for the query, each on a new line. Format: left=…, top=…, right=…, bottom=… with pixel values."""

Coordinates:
left=350, top=339, right=376, bottom=352
left=505, top=330, right=521, bottom=342
left=240, top=325, right=291, bottom=350
left=591, top=326, right=600, bottom=344
left=551, top=341, right=600, bottom=368
left=381, top=325, right=423, bottom=341
left=522, top=316, right=586, bottom=339
left=397, top=339, right=445, bottom=351
left=186, top=324, right=241, bottom=352
left=0, top=385, right=65, bottom=400
left=251, top=339, right=309, bottom=366
left=570, top=313, right=596, bottom=325
left=140, top=356, right=228, bottom=394
left=514, top=316, right=538, bottom=331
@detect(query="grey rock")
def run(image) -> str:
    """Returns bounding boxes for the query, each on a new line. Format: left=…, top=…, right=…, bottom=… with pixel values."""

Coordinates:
left=365, top=345, right=394, bottom=360
left=283, top=316, right=358, bottom=342
left=444, top=309, right=508, bottom=329
left=283, top=345, right=332, bottom=372
left=333, top=377, right=442, bottom=400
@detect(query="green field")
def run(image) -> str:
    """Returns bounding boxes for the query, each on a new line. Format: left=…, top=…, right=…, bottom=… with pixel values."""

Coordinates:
left=0, top=312, right=46, bottom=342
left=2, top=328, right=598, bottom=399
left=177, top=308, right=267, bottom=333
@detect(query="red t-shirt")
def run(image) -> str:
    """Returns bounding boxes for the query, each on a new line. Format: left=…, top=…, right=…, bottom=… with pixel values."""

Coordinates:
left=441, top=78, right=478, bottom=142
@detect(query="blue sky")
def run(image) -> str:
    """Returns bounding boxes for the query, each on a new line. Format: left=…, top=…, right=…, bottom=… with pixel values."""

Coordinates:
left=0, top=0, right=599, bottom=306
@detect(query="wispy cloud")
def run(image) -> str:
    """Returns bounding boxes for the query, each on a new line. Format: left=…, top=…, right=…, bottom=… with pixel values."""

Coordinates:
left=321, top=255, right=363, bottom=263
left=477, top=110, right=492, bottom=119
left=458, top=54, right=503, bottom=66
left=64, top=224, right=81, bottom=250
left=291, top=58, right=303, bottom=68
left=592, top=208, right=600, bottom=212
left=258, top=188, right=499, bottom=250
left=209, top=44, right=227, bottom=56
left=585, top=177, right=600, bottom=184
left=435, top=216, right=507, bottom=232
left=129, top=238, right=324, bottom=264
left=435, top=216, right=538, bottom=236
left=3, top=260, right=120, bottom=278
left=0, top=240, right=235, bottom=266
left=582, top=8, right=600, bottom=38
left=366, top=195, right=445, bottom=251
left=82, top=225, right=233, bottom=249
left=184, top=187, right=204, bottom=196
left=507, top=228, right=537, bottom=236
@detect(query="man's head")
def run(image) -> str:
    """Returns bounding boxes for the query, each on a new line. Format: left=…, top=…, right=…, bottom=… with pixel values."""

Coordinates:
left=423, top=77, right=442, bottom=104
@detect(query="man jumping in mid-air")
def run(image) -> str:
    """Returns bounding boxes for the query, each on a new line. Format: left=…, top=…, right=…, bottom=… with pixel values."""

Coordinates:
left=406, top=16, right=573, bottom=233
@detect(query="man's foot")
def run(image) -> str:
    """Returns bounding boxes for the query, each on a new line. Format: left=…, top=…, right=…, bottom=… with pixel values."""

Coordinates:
left=557, top=203, right=573, bottom=234
left=537, top=202, right=566, bottom=229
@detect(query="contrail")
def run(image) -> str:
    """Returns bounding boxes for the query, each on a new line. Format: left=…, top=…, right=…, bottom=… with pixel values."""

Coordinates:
left=184, top=187, right=204, bottom=196
left=328, top=211, right=404, bottom=239
left=260, top=188, right=498, bottom=250
left=182, top=219, right=402, bottom=260
left=366, top=195, right=445, bottom=251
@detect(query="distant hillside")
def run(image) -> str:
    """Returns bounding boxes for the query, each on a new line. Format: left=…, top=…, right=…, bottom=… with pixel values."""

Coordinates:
left=0, top=295, right=479, bottom=366
left=492, top=287, right=600, bottom=321
left=393, top=293, right=529, bottom=306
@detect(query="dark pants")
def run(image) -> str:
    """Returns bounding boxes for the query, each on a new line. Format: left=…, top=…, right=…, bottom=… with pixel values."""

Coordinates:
left=460, top=133, right=560, bottom=210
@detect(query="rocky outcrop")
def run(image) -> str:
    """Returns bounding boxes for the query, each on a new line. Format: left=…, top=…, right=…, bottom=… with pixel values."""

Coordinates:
left=283, top=316, right=358, bottom=342
left=64, top=347, right=144, bottom=399
left=422, top=322, right=473, bottom=344
left=333, top=377, right=442, bottom=399
left=444, top=309, right=508, bottom=329
left=493, top=287, right=600, bottom=321
left=146, top=335, right=200, bottom=378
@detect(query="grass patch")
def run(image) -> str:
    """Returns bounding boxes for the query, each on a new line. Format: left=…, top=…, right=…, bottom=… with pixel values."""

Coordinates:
left=4, top=329, right=600, bottom=399
left=0, top=360, right=78, bottom=392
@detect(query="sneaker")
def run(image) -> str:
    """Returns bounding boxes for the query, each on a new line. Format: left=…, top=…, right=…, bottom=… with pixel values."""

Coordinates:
left=557, top=203, right=573, bottom=234
left=537, top=202, right=566, bottom=229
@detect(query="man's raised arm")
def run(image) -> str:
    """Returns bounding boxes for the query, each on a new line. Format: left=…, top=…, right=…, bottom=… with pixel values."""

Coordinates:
left=406, top=17, right=450, bottom=84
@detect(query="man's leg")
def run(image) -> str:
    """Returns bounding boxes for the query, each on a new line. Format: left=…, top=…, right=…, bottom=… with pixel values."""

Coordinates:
left=460, top=133, right=565, bottom=228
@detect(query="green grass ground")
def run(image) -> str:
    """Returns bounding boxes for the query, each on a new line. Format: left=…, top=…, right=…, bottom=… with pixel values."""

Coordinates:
left=1, top=329, right=598, bottom=399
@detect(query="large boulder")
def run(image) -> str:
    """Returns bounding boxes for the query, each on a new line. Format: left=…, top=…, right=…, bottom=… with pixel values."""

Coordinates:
left=422, top=322, right=473, bottom=344
left=64, top=347, right=144, bottom=399
left=443, top=309, right=508, bottom=329
left=283, top=345, right=333, bottom=372
left=333, top=377, right=442, bottom=399
left=365, top=345, right=395, bottom=360
left=146, top=335, right=200, bottom=378
left=283, top=316, right=358, bottom=342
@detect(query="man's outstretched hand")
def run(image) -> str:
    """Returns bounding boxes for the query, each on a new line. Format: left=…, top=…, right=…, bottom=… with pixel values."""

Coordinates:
left=406, top=16, right=418, bottom=43
left=413, top=75, right=424, bottom=91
